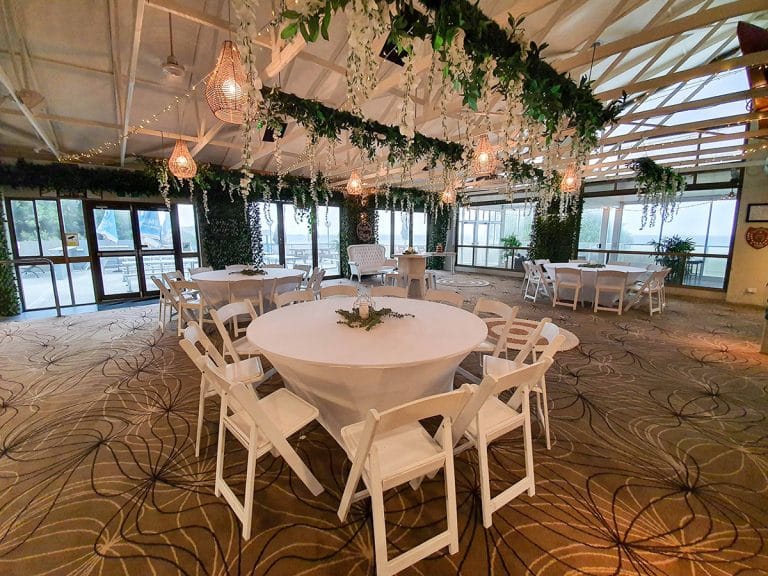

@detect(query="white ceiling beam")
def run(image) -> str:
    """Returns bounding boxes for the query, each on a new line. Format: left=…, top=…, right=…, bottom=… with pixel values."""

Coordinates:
left=556, top=0, right=768, bottom=72
left=119, top=0, right=146, bottom=167
left=107, top=0, right=124, bottom=127
left=265, top=37, right=307, bottom=78
left=0, top=63, right=59, bottom=159
left=596, top=49, right=768, bottom=101
left=190, top=122, right=226, bottom=157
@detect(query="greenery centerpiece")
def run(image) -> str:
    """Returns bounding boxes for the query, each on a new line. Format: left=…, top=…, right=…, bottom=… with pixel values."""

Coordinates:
left=232, top=268, right=266, bottom=276
left=336, top=306, right=415, bottom=331
left=578, top=262, right=606, bottom=268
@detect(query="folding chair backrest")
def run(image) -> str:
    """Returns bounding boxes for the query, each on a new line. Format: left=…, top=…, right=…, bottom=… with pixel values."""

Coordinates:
left=274, top=289, right=313, bottom=308
left=652, top=268, right=670, bottom=286
left=293, top=264, right=312, bottom=280
left=180, top=321, right=226, bottom=371
left=162, top=271, right=183, bottom=285
left=532, top=262, right=548, bottom=280
left=533, top=259, right=550, bottom=265
left=511, top=317, right=551, bottom=364
left=168, top=279, right=199, bottom=297
left=370, top=285, right=407, bottom=298
left=472, top=297, right=516, bottom=320
left=424, top=289, right=463, bottom=307
left=150, top=275, right=170, bottom=297
left=309, top=268, right=326, bottom=292
left=595, top=270, right=628, bottom=288
left=555, top=267, right=581, bottom=283
left=320, top=285, right=358, bottom=298
left=492, top=357, right=553, bottom=396
left=537, top=332, right=566, bottom=360
left=214, top=300, right=258, bottom=325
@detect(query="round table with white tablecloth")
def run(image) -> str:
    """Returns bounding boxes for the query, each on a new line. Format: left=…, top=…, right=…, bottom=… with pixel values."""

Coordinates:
left=543, top=263, right=647, bottom=306
left=191, top=268, right=304, bottom=308
left=246, top=297, right=487, bottom=443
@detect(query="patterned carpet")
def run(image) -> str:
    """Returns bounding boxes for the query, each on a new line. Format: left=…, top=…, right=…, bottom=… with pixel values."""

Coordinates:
left=1, top=274, right=767, bottom=575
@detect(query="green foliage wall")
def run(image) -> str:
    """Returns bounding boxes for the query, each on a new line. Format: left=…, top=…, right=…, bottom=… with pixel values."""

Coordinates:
left=427, top=206, right=452, bottom=270
left=195, top=188, right=254, bottom=270
left=0, top=191, right=21, bottom=316
left=528, top=196, right=584, bottom=262
left=339, top=198, right=376, bottom=278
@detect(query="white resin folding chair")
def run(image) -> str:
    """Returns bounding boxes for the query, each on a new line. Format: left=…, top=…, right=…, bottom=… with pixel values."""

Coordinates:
left=274, top=289, right=314, bottom=308
left=307, top=268, right=326, bottom=299
left=205, top=361, right=324, bottom=539
left=370, top=285, right=408, bottom=298
left=424, top=288, right=463, bottom=307
left=320, top=284, right=358, bottom=298
left=553, top=267, right=582, bottom=310
left=523, top=262, right=552, bottom=303
left=593, top=270, right=628, bottom=315
left=455, top=299, right=519, bottom=383
left=520, top=260, right=532, bottom=295
left=167, top=279, right=208, bottom=336
left=150, top=275, right=179, bottom=331
left=337, top=386, right=472, bottom=576
left=179, top=322, right=267, bottom=457
left=625, top=268, right=669, bottom=315
left=533, top=259, right=550, bottom=266
left=211, top=300, right=261, bottom=361
left=293, top=264, right=312, bottom=286
left=484, top=331, right=566, bottom=450
left=162, top=270, right=184, bottom=285
left=189, top=266, right=212, bottom=277
left=451, top=358, right=553, bottom=528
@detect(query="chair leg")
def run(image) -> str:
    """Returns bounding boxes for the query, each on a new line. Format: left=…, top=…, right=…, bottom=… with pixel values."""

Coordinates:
left=370, top=481, right=390, bottom=576
left=522, top=404, right=536, bottom=496
left=443, top=427, right=459, bottom=554
left=537, top=378, right=551, bottom=450
left=477, top=434, right=494, bottom=529
left=214, top=400, right=228, bottom=498
left=195, top=374, right=208, bottom=458
left=593, top=288, right=599, bottom=313
left=241, top=427, right=258, bottom=540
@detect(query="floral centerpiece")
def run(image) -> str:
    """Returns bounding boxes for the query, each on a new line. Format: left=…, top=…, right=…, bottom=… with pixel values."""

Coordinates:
left=402, top=246, right=418, bottom=255
left=336, top=292, right=414, bottom=331
left=230, top=266, right=266, bottom=276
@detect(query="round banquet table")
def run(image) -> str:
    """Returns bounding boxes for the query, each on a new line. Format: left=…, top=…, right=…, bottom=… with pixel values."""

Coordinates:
left=543, top=263, right=647, bottom=305
left=191, top=268, right=303, bottom=308
left=246, top=296, right=488, bottom=443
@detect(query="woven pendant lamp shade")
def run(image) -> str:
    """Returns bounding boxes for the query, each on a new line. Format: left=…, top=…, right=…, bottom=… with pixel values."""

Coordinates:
left=205, top=40, right=247, bottom=124
left=168, top=139, right=197, bottom=179
left=472, top=135, right=497, bottom=176
left=561, top=163, right=581, bottom=193
left=345, top=170, right=363, bottom=196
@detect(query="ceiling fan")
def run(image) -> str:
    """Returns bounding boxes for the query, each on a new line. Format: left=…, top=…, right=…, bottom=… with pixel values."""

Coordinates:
left=162, top=13, right=185, bottom=78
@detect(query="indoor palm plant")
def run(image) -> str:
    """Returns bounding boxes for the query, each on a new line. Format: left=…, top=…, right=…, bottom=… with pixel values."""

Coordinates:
left=649, top=235, right=695, bottom=284
left=500, top=234, right=522, bottom=269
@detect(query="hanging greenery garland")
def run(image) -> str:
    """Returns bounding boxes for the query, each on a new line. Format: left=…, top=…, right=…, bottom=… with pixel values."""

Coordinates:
left=628, top=158, right=686, bottom=229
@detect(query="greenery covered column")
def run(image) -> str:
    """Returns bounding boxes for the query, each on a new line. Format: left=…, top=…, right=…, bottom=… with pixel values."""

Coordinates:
left=339, top=197, right=376, bottom=278
left=196, top=187, right=254, bottom=269
left=0, top=190, right=20, bottom=316
left=427, top=205, right=452, bottom=270
left=528, top=195, right=584, bottom=262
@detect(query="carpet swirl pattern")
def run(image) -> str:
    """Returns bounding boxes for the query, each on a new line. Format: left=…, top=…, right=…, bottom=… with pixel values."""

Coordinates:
left=1, top=283, right=767, bottom=575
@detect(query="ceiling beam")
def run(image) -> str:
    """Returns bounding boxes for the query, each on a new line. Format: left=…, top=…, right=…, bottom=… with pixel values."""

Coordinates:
left=119, top=0, right=146, bottom=166
left=190, top=122, right=226, bottom=157
left=107, top=0, right=124, bottom=128
left=0, top=64, right=60, bottom=159
left=596, top=49, right=768, bottom=101
left=555, top=0, right=768, bottom=72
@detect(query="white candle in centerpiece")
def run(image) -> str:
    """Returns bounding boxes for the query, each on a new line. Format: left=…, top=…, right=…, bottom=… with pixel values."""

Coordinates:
left=359, top=302, right=369, bottom=319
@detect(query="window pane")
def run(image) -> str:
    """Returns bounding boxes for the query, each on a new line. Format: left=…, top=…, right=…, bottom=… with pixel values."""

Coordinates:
left=412, top=211, right=427, bottom=252
left=578, top=208, right=603, bottom=249
left=283, top=205, right=313, bottom=267
left=100, top=255, right=137, bottom=294
left=94, top=208, right=134, bottom=251
left=11, top=200, right=41, bottom=256
left=377, top=210, right=392, bottom=257
left=318, top=205, right=340, bottom=275
left=17, top=263, right=72, bottom=309
left=61, top=199, right=89, bottom=258
left=182, top=256, right=200, bottom=277
left=71, top=262, right=95, bottom=304
left=257, top=202, right=280, bottom=264
left=138, top=209, right=173, bottom=250
left=177, top=204, right=198, bottom=253
left=141, top=255, right=177, bottom=290
left=36, top=200, right=63, bottom=257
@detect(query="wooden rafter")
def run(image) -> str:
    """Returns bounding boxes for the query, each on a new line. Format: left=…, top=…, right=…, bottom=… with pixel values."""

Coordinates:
left=119, top=0, right=146, bottom=166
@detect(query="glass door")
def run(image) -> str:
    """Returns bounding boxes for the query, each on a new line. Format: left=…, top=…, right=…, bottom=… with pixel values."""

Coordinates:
left=90, top=205, right=142, bottom=298
left=137, top=208, right=177, bottom=292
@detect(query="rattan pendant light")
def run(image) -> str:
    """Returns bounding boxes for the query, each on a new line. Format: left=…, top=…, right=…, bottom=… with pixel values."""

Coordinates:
left=345, top=170, right=363, bottom=196
left=472, top=135, right=497, bottom=176
left=168, top=138, right=197, bottom=179
left=561, top=162, right=581, bottom=193
left=206, top=40, right=247, bottom=124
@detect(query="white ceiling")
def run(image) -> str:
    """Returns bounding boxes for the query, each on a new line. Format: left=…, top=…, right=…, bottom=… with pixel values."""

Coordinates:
left=0, top=0, right=766, bottom=195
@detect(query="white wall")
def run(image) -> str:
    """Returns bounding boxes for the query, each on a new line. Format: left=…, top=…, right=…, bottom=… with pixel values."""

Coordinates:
left=726, top=148, right=768, bottom=306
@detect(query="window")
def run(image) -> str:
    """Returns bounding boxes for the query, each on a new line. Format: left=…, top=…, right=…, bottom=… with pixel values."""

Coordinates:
left=318, top=205, right=341, bottom=275
left=283, top=205, right=313, bottom=268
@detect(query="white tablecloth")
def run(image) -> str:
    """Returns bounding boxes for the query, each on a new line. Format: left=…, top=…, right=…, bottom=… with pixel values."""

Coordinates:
left=246, top=297, right=487, bottom=442
left=544, top=263, right=646, bottom=305
left=191, top=268, right=304, bottom=308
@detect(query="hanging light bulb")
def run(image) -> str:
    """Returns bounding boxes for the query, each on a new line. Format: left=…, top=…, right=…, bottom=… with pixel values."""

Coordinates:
left=473, top=135, right=497, bottom=176
left=168, top=139, right=197, bottom=179
left=345, top=170, right=363, bottom=196
left=561, top=163, right=581, bottom=193
left=441, top=183, right=457, bottom=205
left=205, top=40, right=247, bottom=124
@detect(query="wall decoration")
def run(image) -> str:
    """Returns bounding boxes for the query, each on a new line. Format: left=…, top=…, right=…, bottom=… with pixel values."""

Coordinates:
left=746, top=227, right=768, bottom=249
left=746, top=203, right=768, bottom=223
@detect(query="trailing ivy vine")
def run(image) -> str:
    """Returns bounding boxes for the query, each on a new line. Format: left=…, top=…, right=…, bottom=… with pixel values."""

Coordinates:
left=628, top=158, right=686, bottom=229
left=528, top=194, right=584, bottom=262
left=0, top=190, right=20, bottom=316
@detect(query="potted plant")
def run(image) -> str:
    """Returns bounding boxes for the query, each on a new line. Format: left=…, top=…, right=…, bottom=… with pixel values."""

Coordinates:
left=649, top=235, right=695, bottom=284
left=500, top=234, right=522, bottom=269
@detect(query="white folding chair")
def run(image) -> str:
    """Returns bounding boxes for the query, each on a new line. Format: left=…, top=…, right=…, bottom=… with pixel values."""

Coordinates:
left=553, top=267, right=582, bottom=310
left=205, top=361, right=324, bottom=539
left=523, top=262, right=552, bottom=303
left=370, top=285, right=408, bottom=298
left=594, top=270, right=628, bottom=314
left=162, top=270, right=184, bottom=285
left=179, top=322, right=267, bottom=457
left=167, top=279, right=207, bottom=336
left=274, top=289, right=314, bottom=308
left=625, top=268, right=669, bottom=315
left=320, top=285, right=358, bottom=298
left=337, top=387, right=472, bottom=576
left=307, top=268, right=326, bottom=299
left=520, top=260, right=532, bottom=295
left=451, top=359, right=553, bottom=528
left=484, top=331, right=566, bottom=450
left=150, top=275, right=179, bottom=331
left=211, top=300, right=261, bottom=361
left=424, top=289, right=463, bottom=307
left=455, top=299, right=519, bottom=383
